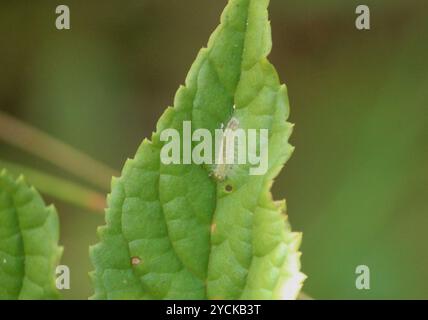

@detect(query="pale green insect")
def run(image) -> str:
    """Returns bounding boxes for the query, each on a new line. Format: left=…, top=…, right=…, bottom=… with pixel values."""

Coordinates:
left=212, top=115, right=240, bottom=181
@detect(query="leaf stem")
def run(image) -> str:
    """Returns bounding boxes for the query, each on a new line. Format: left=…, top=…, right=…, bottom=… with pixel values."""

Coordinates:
left=0, top=111, right=119, bottom=191
left=0, top=159, right=105, bottom=213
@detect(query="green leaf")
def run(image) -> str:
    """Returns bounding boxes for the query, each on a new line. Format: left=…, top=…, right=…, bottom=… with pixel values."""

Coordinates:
left=0, top=169, right=62, bottom=299
left=90, top=0, right=304, bottom=300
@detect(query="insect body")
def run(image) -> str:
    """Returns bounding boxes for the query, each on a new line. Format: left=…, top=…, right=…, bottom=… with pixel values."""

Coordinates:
left=212, top=116, right=240, bottom=181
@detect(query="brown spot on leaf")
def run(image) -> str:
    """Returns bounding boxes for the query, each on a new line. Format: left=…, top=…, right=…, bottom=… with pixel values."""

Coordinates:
left=131, top=256, right=141, bottom=266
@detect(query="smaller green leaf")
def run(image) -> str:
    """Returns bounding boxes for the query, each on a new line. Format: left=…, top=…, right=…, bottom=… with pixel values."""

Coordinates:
left=0, top=169, right=62, bottom=300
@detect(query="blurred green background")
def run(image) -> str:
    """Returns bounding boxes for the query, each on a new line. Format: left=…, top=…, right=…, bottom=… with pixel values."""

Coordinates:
left=0, top=0, right=427, bottom=299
